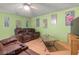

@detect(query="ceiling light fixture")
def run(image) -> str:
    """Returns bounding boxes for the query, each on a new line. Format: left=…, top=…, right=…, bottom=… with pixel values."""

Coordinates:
left=24, top=5, right=30, bottom=11
left=23, top=3, right=31, bottom=11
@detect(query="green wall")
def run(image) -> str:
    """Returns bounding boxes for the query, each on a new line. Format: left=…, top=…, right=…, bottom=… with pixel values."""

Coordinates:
left=29, top=7, right=79, bottom=43
left=0, top=12, right=26, bottom=40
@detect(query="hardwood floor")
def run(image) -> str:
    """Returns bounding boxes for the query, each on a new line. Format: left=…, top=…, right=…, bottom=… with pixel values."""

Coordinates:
left=25, top=38, right=71, bottom=55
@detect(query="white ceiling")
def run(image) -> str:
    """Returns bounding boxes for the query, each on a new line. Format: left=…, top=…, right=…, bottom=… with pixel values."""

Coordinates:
left=0, top=3, right=79, bottom=17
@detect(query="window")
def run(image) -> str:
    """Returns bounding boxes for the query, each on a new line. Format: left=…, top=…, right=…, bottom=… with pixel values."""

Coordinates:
left=51, top=14, right=57, bottom=25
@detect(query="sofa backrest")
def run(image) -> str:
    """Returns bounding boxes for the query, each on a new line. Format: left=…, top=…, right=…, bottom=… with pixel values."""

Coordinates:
left=0, top=37, right=17, bottom=45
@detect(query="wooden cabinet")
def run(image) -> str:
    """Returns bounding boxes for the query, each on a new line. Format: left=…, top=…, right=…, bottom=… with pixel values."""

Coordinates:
left=68, top=33, right=78, bottom=55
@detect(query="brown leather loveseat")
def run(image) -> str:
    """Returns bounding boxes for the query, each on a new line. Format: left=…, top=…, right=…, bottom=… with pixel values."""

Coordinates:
left=15, top=28, right=40, bottom=43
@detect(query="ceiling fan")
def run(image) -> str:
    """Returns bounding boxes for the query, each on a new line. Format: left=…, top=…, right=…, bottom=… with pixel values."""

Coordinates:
left=18, top=3, right=38, bottom=11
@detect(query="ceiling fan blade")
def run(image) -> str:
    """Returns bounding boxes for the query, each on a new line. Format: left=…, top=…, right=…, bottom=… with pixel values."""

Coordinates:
left=18, top=5, right=23, bottom=8
left=30, top=6, right=38, bottom=10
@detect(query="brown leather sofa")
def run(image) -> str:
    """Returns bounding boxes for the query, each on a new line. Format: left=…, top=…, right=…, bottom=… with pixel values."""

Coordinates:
left=15, top=28, right=40, bottom=43
left=0, top=37, right=39, bottom=55
left=0, top=37, right=28, bottom=55
left=16, top=34, right=33, bottom=43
